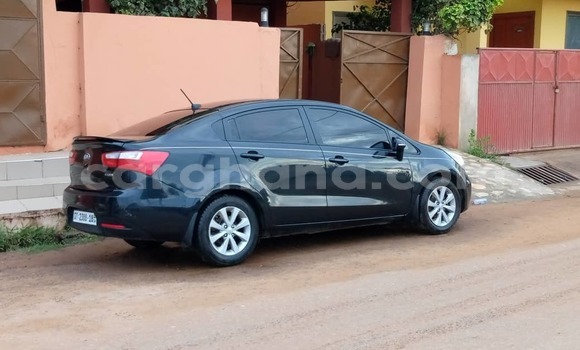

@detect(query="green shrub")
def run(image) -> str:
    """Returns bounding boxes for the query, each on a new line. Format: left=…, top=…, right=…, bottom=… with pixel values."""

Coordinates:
left=107, top=0, right=206, bottom=18
left=0, top=225, right=99, bottom=253
left=436, top=129, right=447, bottom=146
left=330, top=0, right=505, bottom=36
left=467, top=129, right=499, bottom=162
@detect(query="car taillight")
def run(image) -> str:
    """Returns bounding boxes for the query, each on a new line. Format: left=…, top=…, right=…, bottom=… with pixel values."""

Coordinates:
left=69, top=150, right=77, bottom=165
left=101, top=151, right=169, bottom=176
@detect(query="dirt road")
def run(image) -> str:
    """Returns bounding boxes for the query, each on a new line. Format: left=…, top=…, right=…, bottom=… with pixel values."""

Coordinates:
left=2, top=194, right=580, bottom=349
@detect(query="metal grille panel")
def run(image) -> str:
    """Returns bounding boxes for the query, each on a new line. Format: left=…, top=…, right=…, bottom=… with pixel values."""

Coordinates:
left=516, top=165, right=578, bottom=185
left=0, top=0, right=45, bottom=146
left=340, top=31, right=411, bottom=131
left=478, top=49, right=580, bottom=154
left=279, top=28, right=303, bottom=99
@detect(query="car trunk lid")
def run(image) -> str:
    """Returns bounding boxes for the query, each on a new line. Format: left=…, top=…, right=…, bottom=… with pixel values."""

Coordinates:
left=69, top=136, right=134, bottom=191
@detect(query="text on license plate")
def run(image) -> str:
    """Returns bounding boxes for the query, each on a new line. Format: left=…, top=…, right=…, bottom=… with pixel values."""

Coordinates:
left=73, top=210, right=97, bottom=226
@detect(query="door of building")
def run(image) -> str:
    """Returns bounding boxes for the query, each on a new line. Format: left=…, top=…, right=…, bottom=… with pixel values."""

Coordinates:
left=489, top=12, right=535, bottom=48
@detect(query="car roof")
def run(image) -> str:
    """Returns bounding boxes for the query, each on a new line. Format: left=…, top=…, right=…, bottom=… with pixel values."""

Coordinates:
left=173, top=99, right=359, bottom=115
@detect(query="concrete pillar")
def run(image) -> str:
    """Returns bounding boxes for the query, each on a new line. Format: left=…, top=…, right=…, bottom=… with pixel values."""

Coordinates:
left=271, top=0, right=287, bottom=27
left=458, top=55, right=480, bottom=151
left=82, top=0, right=111, bottom=13
left=405, top=35, right=446, bottom=144
left=207, top=0, right=233, bottom=21
left=440, top=55, right=462, bottom=148
left=391, top=0, right=412, bottom=33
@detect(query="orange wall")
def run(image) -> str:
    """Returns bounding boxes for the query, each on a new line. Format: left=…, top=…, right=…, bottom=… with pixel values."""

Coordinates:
left=0, top=0, right=280, bottom=155
left=440, top=56, right=462, bottom=148
left=79, top=13, right=280, bottom=136
left=0, top=5, right=82, bottom=155
left=405, top=35, right=462, bottom=147
left=405, top=36, right=445, bottom=144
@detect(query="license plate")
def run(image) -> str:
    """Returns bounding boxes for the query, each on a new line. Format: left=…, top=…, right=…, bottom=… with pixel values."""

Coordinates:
left=73, top=210, right=97, bottom=226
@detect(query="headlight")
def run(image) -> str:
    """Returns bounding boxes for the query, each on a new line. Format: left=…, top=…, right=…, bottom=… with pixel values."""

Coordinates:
left=444, top=149, right=465, bottom=167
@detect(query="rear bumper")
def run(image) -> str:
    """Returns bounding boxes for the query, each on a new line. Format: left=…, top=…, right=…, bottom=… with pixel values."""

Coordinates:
left=63, top=185, right=201, bottom=242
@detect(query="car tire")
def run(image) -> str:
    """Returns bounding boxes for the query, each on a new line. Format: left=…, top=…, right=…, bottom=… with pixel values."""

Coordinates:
left=195, top=195, right=259, bottom=267
left=419, top=178, right=461, bottom=235
left=124, top=239, right=164, bottom=249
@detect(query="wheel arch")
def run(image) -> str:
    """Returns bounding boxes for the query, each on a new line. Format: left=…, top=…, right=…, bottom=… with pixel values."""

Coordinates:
left=182, top=187, right=269, bottom=247
left=410, top=170, right=465, bottom=222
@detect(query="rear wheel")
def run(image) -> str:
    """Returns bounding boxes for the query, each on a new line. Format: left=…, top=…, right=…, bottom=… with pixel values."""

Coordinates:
left=419, top=178, right=461, bottom=235
left=124, top=239, right=164, bottom=249
left=195, top=196, right=259, bottom=267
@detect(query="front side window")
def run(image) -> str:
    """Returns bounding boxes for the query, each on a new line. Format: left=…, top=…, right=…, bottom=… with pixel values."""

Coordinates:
left=233, top=108, right=308, bottom=144
left=308, top=108, right=387, bottom=148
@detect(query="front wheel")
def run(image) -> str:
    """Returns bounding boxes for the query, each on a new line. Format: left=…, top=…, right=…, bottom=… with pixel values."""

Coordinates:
left=195, top=196, right=259, bottom=267
left=419, top=179, right=461, bottom=235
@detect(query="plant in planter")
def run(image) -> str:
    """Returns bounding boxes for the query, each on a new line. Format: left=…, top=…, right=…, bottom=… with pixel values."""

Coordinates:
left=411, top=0, right=504, bottom=36
left=331, top=0, right=392, bottom=34
left=438, top=0, right=504, bottom=35
left=107, top=0, right=207, bottom=18
left=332, top=0, right=503, bottom=37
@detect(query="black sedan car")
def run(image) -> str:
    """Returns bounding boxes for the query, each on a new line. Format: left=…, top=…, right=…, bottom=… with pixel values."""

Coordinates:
left=65, top=100, right=471, bottom=266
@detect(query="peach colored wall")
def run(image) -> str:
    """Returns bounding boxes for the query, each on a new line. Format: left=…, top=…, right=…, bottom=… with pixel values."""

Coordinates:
left=405, top=36, right=446, bottom=144
left=405, top=35, right=463, bottom=148
left=440, top=56, right=462, bottom=148
left=80, top=13, right=280, bottom=136
left=0, top=2, right=82, bottom=155
left=0, top=0, right=280, bottom=155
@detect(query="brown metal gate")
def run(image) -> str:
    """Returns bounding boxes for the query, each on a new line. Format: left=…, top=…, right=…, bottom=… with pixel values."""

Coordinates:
left=340, top=30, right=411, bottom=131
left=478, top=48, right=580, bottom=154
left=0, top=0, right=45, bottom=146
left=279, top=28, right=303, bottom=99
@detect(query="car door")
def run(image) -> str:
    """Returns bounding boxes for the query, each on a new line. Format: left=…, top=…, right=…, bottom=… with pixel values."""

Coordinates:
left=304, top=106, right=413, bottom=222
left=224, top=106, right=328, bottom=229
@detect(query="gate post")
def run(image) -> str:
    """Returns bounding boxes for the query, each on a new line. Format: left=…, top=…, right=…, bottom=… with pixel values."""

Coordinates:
left=391, top=0, right=412, bottom=33
left=405, top=36, right=446, bottom=144
left=207, top=0, right=232, bottom=20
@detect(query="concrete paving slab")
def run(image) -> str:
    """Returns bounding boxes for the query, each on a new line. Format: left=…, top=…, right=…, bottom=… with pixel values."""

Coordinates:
left=500, top=156, right=545, bottom=169
left=0, top=162, right=6, bottom=181
left=6, top=160, right=43, bottom=180
left=53, top=183, right=69, bottom=197
left=0, top=151, right=68, bottom=162
left=0, top=187, right=17, bottom=201
left=0, top=176, right=70, bottom=187
left=0, top=177, right=70, bottom=200
left=42, top=157, right=69, bottom=178
left=460, top=152, right=555, bottom=204
left=17, top=184, right=55, bottom=200
left=0, top=200, right=28, bottom=215
left=20, top=196, right=63, bottom=212
left=511, top=148, right=580, bottom=178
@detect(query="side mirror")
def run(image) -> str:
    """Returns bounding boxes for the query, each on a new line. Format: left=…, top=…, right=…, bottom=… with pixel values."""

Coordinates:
left=392, top=137, right=406, bottom=161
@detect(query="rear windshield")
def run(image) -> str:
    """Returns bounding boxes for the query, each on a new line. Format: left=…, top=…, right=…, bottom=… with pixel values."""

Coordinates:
left=110, top=109, right=214, bottom=137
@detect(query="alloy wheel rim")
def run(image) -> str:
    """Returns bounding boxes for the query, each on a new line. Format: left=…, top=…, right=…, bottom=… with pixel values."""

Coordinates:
left=208, top=206, right=251, bottom=256
left=427, top=186, right=457, bottom=228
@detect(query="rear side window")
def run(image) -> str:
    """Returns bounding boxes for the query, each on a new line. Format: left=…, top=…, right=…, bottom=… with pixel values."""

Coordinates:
left=111, top=109, right=215, bottom=137
left=232, top=108, right=308, bottom=144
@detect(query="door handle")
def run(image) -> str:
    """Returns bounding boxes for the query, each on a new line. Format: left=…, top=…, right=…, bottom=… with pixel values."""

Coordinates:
left=329, top=156, right=349, bottom=165
left=240, top=151, right=265, bottom=160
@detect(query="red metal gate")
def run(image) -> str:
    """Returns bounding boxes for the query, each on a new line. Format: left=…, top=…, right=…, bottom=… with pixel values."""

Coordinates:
left=478, top=49, right=580, bottom=153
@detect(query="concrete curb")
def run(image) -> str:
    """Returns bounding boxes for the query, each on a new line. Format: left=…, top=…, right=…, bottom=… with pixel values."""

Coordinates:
left=0, top=209, right=65, bottom=230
